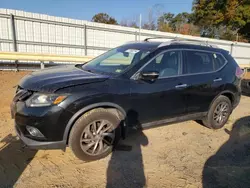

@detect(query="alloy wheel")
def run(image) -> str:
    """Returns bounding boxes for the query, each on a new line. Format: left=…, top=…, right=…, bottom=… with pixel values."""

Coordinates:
left=213, top=102, right=230, bottom=125
left=80, top=120, right=115, bottom=156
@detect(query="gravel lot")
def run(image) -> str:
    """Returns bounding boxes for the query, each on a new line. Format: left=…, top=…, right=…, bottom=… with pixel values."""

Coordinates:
left=0, top=71, right=250, bottom=188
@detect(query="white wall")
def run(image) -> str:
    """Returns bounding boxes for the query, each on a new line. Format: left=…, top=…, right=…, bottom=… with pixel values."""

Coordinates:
left=0, top=8, right=250, bottom=66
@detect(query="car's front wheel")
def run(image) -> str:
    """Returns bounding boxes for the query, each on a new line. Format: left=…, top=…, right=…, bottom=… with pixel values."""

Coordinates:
left=69, top=108, right=121, bottom=161
left=202, top=95, right=232, bottom=129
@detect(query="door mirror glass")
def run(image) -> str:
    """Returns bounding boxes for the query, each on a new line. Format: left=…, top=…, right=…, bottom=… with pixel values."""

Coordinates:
left=140, top=71, right=159, bottom=81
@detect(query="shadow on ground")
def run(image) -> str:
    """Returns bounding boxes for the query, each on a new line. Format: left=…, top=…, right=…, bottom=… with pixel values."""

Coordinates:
left=106, top=110, right=149, bottom=188
left=203, top=116, right=250, bottom=188
left=0, top=134, right=37, bottom=187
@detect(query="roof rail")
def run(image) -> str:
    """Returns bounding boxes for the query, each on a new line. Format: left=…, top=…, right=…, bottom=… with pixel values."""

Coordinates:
left=173, top=37, right=218, bottom=48
left=145, top=37, right=218, bottom=48
left=144, top=37, right=171, bottom=42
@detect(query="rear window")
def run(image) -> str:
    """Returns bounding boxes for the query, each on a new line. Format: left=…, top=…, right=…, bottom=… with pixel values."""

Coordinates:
left=184, top=50, right=214, bottom=74
left=184, top=50, right=227, bottom=74
left=213, top=53, right=227, bottom=70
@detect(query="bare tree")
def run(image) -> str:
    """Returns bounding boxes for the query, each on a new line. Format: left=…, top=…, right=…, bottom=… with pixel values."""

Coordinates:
left=120, top=15, right=139, bottom=28
left=142, top=4, right=164, bottom=30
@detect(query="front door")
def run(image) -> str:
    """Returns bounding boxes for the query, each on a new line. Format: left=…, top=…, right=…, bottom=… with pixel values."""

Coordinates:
left=129, top=50, right=187, bottom=125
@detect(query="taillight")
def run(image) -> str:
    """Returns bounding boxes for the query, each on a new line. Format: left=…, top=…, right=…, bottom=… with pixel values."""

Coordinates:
left=235, top=67, right=244, bottom=78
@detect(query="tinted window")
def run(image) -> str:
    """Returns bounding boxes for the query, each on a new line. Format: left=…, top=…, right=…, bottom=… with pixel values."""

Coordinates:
left=184, top=50, right=214, bottom=74
left=142, top=50, right=181, bottom=78
left=213, top=53, right=226, bottom=70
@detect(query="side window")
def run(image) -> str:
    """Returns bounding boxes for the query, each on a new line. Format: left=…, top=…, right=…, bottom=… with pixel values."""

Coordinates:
left=184, top=50, right=214, bottom=74
left=142, top=50, right=181, bottom=78
left=213, top=53, right=227, bottom=70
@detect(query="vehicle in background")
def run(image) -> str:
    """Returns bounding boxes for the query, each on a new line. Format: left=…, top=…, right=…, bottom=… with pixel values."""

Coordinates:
left=241, top=68, right=250, bottom=95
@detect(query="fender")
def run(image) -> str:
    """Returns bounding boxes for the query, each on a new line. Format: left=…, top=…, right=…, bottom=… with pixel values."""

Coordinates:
left=208, top=90, right=236, bottom=110
left=62, top=102, right=126, bottom=143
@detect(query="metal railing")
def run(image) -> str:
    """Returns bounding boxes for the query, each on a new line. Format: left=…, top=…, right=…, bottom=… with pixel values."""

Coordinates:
left=0, top=51, right=93, bottom=70
left=0, top=51, right=93, bottom=62
left=0, top=51, right=249, bottom=70
left=0, top=11, right=250, bottom=71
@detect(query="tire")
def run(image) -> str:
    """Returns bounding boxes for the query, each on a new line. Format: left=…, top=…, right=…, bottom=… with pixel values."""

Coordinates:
left=202, top=95, right=232, bottom=129
left=69, top=108, right=122, bottom=161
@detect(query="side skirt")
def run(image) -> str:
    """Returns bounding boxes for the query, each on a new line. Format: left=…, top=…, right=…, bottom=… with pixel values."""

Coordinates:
left=141, top=112, right=207, bottom=129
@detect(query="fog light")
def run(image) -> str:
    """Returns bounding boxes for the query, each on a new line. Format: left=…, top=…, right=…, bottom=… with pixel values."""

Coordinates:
left=26, top=126, right=44, bottom=138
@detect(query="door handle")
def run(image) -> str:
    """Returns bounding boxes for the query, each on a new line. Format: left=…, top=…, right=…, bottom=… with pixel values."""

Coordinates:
left=175, top=84, right=188, bottom=89
left=214, top=78, right=222, bottom=82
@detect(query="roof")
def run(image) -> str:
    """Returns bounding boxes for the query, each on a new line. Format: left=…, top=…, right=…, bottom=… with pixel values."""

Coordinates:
left=123, top=39, right=228, bottom=54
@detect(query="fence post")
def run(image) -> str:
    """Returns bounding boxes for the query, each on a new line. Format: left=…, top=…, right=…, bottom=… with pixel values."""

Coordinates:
left=40, top=61, right=45, bottom=69
left=230, top=43, right=234, bottom=56
left=10, top=14, right=18, bottom=71
left=84, top=24, right=87, bottom=56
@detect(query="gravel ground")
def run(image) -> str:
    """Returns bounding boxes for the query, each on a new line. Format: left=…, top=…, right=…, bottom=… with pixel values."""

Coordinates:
left=0, top=71, right=250, bottom=188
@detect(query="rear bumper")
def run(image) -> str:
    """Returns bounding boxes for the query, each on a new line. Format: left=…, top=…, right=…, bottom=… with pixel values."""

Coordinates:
left=242, top=79, right=250, bottom=94
left=233, top=91, right=241, bottom=109
left=15, top=124, right=66, bottom=150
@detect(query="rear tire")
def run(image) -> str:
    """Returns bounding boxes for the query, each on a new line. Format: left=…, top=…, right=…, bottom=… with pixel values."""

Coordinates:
left=202, top=96, right=232, bottom=129
left=69, top=108, right=121, bottom=161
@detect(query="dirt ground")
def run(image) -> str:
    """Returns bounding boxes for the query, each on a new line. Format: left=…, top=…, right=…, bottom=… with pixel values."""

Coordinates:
left=0, top=71, right=250, bottom=188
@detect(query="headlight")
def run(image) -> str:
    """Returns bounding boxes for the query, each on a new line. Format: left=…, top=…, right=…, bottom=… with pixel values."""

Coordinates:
left=26, top=93, right=67, bottom=107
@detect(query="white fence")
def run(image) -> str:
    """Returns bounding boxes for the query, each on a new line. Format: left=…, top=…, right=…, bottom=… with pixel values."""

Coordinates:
left=0, top=8, right=250, bottom=68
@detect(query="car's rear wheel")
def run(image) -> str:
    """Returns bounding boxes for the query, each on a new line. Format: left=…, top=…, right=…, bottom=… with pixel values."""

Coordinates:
left=202, top=95, right=232, bottom=129
left=69, top=108, right=121, bottom=161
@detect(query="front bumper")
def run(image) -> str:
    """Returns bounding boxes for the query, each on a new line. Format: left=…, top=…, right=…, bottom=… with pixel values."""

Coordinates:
left=15, top=124, right=66, bottom=150
left=11, top=99, right=73, bottom=150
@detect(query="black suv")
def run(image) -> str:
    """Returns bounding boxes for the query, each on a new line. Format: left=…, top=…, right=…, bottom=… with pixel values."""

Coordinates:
left=11, top=39, right=243, bottom=161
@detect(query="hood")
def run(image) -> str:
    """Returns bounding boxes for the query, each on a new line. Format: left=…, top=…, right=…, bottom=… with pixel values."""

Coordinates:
left=19, top=65, right=109, bottom=92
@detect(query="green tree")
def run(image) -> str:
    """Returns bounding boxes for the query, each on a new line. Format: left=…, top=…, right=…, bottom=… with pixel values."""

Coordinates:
left=92, top=13, right=118, bottom=25
left=157, top=13, right=174, bottom=32
left=192, top=0, right=224, bottom=38
left=158, top=13, right=174, bottom=25
left=170, top=12, right=192, bottom=32
left=225, top=0, right=250, bottom=41
left=193, top=0, right=250, bottom=41
left=239, top=23, right=250, bottom=42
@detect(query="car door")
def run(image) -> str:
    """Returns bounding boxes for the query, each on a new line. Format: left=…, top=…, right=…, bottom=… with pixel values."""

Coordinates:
left=129, top=50, right=187, bottom=125
left=181, top=50, right=226, bottom=114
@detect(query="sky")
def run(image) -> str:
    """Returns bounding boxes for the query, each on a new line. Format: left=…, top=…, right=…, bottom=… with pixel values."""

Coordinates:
left=1, top=0, right=193, bottom=23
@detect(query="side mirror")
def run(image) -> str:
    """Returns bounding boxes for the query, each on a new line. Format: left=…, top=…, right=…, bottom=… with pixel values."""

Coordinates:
left=123, top=52, right=129, bottom=57
left=139, top=71, right=159, bottom=81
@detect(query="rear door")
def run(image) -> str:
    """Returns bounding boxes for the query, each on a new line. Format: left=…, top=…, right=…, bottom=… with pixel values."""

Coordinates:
left=182, top=50, right=227, bottom=113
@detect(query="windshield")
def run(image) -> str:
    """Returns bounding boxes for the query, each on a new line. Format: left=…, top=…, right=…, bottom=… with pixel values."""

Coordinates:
left=82, top=44, right=154, bottom=75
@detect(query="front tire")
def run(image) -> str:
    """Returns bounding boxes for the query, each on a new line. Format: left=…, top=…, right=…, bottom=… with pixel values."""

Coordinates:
left=69, top=108, right=121, bottom=161
left=202, top=95, right=232, bottom=129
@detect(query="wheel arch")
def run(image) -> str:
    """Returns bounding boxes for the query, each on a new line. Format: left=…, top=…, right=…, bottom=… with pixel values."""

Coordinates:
left=220, top=92, right=235, bottom=105
left=209, top=90, right=235, bottom=110
left=63, top=102, right=126, bottom=144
